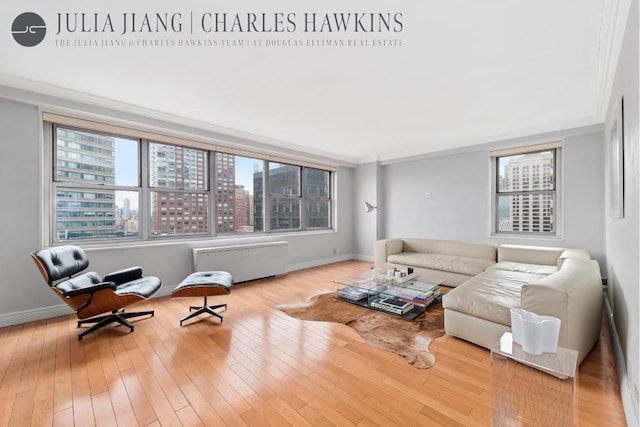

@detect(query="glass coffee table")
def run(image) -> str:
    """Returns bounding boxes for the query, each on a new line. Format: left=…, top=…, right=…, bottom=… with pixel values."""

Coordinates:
left=333, top=269, right=442, bottom=320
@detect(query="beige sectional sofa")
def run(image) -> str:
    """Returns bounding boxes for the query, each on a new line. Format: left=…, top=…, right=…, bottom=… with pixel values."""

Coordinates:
left=374, top=239, right=604, bottom=364
left=374, top=238, right=497, bottom=287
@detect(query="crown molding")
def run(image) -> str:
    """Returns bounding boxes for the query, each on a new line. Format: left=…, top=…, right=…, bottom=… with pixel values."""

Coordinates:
left=0, top=72, right=358, bottom=168
left=367, top=120, right=604, bottom=165
left=594, top=0, right=632, bottom=121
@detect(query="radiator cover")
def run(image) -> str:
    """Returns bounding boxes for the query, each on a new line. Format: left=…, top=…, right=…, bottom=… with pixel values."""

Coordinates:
left=192, top=241, right=288, bottom=283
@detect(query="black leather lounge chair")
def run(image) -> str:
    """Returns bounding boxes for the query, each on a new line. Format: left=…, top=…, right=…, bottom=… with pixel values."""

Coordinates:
left=31, top=245, right=162, bottom=340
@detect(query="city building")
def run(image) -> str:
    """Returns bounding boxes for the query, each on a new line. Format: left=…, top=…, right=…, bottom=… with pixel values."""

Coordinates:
left=498, top=151, right=554, bottom=233
left=149, top=142, right=208, bottom=235
left=54, top=127, right=118, bottom=240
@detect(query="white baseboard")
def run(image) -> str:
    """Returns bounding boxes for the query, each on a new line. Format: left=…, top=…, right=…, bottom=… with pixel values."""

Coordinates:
left=288, top=254, right=355, bottom=272
left=352, top=254, right=374, bottom=262
left=605, top=295, right=639, bottom=427
left=0, top=304, right=74, bottom=328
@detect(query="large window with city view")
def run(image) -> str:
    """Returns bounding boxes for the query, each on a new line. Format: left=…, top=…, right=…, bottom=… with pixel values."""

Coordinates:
left=495, top=147, right=557, bottom=234
left=54, top=126, right=140, bottom=241
left=50, top=122, right=332, bottom=243
left=215, top=154, right=264, bottom=234
left=149, top=142, right=209, bottom=236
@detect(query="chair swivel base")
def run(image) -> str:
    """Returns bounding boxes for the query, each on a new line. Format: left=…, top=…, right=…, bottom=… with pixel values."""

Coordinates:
left=180, top=296, right=226, bottom=326
left=77, top=309, right=154, bottom=340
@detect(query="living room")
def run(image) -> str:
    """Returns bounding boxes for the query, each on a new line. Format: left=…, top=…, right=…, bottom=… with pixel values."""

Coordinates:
left=0, top=1, right=638, bottom=426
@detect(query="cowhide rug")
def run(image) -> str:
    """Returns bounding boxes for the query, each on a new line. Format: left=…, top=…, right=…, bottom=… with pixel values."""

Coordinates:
left=277, top=292, right=445, bottom=369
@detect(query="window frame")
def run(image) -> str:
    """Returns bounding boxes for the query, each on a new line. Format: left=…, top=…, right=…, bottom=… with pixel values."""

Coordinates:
left=44, top=117, right=335, bottom=246
left=52, top=124, right=143, bottom=243
left=147, top=141, right=211, bottom=238
left=267, top=162, right=303, bottom=232
left=491, top=144, right=562, bottom=238
left=302, top=167, right=332, bottom=230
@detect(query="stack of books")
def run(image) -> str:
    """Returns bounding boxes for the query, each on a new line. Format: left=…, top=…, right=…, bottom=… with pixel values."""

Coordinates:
left=411, top=288, right=443, bottom=307
left=370, top=296, right=414, bottom=315
left=338, top=286, right=368, bottom=301
left=394, top=281, right=442, bottom=307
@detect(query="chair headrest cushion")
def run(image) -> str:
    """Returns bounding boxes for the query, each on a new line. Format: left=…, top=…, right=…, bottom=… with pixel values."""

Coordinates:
left=32, top=245, right=89, bottom=283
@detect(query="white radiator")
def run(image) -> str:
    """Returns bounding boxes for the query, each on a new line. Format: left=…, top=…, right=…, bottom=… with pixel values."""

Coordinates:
left=192, top=241, right=288, bottom=283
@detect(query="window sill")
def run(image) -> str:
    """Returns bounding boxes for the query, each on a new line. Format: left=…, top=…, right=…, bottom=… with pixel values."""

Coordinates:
left=489, top=233, right=564, bottom=243
left=51, top=229, right=337, bottom=251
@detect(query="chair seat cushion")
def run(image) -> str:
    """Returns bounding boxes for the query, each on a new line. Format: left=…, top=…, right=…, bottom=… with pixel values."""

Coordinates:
left=172, top=271, right=233, bottom=298
left=116, top=276, right=162, bottom=298
left=54, top=271, right=103, bottom=294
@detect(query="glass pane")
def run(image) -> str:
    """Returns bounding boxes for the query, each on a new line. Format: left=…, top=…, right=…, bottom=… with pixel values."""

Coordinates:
left=56, top=127, right=139, bottom=186
left=304, top=168, right=330, bottom=198
left=55, top=189, right=139, bottom=240
left=215, top=154, right=264, bottom=233
left=498, top=150, right=554, bottom=192
left=150, top=191, right=208, bottom=236
left=305, top=200, right=330, bottom=229
left=149, top=142, right=208, bottom=190
left=497, top=193, right=554, bottom=233
left=269, top=162, right=300, bottom=196
left=270, top=197, right=301, bottom=230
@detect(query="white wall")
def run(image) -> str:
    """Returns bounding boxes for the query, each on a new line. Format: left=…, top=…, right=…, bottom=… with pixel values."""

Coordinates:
left=382, top=150, right=491, bottom=243
left=0, top=100, right=65, bottom=318
left=357, top=128, right=606, bottom=268
left=352, top=161, right=379, bottom=260
left=605, top=0, right=640, bottom=424
left=0, top=96, right=355, bottom=326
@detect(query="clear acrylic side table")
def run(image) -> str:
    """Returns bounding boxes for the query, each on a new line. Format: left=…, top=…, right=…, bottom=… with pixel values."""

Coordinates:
left=491, top=332, right=578, bottom=426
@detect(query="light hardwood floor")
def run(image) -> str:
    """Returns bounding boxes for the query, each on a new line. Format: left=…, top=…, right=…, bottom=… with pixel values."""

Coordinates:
left=0, top=260, right=626, bottom=426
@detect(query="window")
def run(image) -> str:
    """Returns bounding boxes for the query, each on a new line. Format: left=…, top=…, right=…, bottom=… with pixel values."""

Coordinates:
left=149, top=142, right=209, bottom=236
left=269, top=162, right=301, bottom=231
left=494, top=145, right=558, bottom=235
left=54, top=126, right=140, bottom=241
left=267, top=163, right=332, bottom=231
left=46, top=118, right=334, bottom=244
left=304, top=168, right=331, bottom=229
left=215, top=154, right=264, bottom=234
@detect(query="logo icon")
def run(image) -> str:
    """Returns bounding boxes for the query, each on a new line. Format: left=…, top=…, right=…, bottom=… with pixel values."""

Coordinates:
left=12, top=12, right=46, bottom=47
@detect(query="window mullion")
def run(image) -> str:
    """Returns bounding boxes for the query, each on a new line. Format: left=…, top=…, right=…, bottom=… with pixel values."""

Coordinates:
left=140, top=139, right=149, bottom=240
left=264, top=159, right=270, bottom=232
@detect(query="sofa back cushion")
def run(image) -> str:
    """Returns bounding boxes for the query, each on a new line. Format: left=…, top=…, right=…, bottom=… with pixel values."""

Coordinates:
left=402, top=239, right=496, bottom=261
left=497, top=244, right=564, bottom=266
left=388, top=253, right=496, bottom=276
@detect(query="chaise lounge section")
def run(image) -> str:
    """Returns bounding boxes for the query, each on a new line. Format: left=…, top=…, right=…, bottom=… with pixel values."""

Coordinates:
left=374, top=239, right=604, bottom=363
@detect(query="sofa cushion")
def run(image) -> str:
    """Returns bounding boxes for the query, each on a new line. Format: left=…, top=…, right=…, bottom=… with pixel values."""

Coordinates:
left=387, top=252, right=496, bottom=277
left=403, top=239, right=496, bottom=261
left=497, top=244, right=564, bottom=266
left=486, top=261, right=558, bottom=276
left=442, top=269, right=549, bottom=326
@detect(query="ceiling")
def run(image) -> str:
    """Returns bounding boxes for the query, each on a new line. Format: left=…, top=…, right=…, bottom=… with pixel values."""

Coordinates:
left=0, top=1, right=628, bottom=165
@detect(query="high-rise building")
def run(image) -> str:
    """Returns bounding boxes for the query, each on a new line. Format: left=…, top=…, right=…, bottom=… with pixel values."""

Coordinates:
left=55, top=128, right=118, bottom=240
left=304, top=168, right=330, bottom=228
left=500, top=152, right=554, bottom=233
left=267, top=164, right=301, bottom=230
left=149, top=143, right=208, bottom=235
left=215, top=153, right=235, bottom=233
left=122, top=198, right=131, bottom=220
left=234, top=185, right=250, bottom=231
